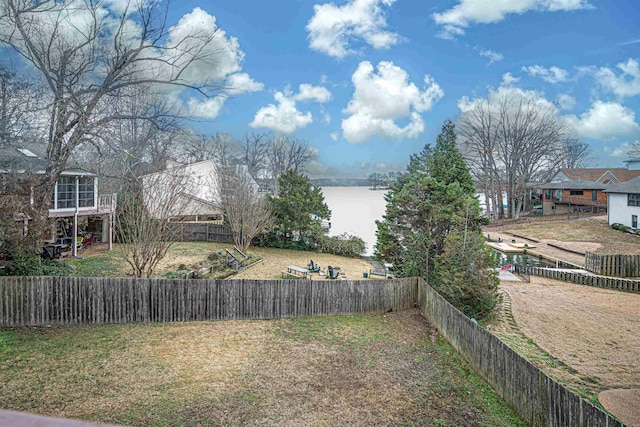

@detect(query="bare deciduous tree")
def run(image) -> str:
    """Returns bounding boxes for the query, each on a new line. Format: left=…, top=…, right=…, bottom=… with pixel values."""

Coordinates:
left=0, top=67, right=43, bottom=146
left=213, top=165, right=272, bottom=252
left=115, top=169, right=193, bottom=278
left=560, top=137, right=591, bottom=169
left=75, top=87, right=182, bottom=192
left=0, top=0, right=227, bottom=213
left=265, top=135, right=317, bottom=196
left=458, top=93, right=567, bottom=220
left=180, top=132, right=238, bottom=165
left=628, top=140, right=640, bottom=159
left=238, top=132, right=268, bottom=178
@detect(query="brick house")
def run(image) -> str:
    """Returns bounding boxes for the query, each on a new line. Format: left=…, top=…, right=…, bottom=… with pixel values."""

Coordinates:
left=537, top=168, right=640, bottom=215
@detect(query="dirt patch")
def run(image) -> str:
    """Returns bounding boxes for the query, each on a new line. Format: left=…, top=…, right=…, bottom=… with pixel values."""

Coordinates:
left=0, top=312, right=524, bottom=426
left=599, top=389, right=640, bottom=427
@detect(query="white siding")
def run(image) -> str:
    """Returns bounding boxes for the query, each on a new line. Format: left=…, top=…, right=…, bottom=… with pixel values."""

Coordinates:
left=608, top=193, right=640, bottom=227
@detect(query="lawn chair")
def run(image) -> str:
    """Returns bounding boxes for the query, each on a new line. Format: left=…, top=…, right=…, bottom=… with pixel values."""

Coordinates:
left=81, top=236, right=94, bottom=249
left=326, top=265, right=340, bottom=280
left=307, top=259, right=320, bottom=273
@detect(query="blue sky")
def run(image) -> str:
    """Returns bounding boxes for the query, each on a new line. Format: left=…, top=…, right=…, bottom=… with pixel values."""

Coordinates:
left=6, top=0, right=640, bottom=177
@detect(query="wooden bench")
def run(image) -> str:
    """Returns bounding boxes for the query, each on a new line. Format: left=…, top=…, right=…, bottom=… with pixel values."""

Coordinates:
left=369, top=269, right=387, bottom=278
left=281, top=270, right=302, bottom=279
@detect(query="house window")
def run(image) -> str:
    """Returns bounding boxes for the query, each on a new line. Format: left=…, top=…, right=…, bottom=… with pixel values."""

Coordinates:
left=78, top=177, right=95, bottom=207
left=545, top=190, right=553, bottom=200
left=569, top=190, right=583, bottom=196
left=628, top=194, right=640, bottom=207
left=633, top=215, right=638, bottom=229
left=555, top=190, right=562, bottom=201
left=56, top=176, right=76, bottom=209
left=592, top=190, right=597, bottom=201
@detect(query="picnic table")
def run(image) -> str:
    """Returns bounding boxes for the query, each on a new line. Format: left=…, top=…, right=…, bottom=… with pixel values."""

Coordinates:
left=281, top=265, right=313, bottom=279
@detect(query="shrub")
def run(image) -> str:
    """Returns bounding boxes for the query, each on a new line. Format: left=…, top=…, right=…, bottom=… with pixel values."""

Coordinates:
left=0, top=248, right=72, bottom=277
left=611, top=223, right=632, bottom=233
left=317, top=233, right=366, bottom=258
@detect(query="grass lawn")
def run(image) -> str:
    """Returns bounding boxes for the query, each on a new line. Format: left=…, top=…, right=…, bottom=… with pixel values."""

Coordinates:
left=503, top=218, right=640, bottom=254
left=0, top=310, right=524, bottom=426
left=66, top=242, right=374, bottom=280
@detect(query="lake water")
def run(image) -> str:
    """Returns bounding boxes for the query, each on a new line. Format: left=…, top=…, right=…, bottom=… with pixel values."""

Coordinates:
left=321, top=186, right=388, bottom=256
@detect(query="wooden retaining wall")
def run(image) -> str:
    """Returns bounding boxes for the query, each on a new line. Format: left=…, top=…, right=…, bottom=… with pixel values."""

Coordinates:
left=166, top=222, right=234, bottom=243
left=0, top=277, right=418, bottom=327
left=418, top=277, right=623, bottom=427
left=585, top=252, right=640, bottom=278
left=519, top=266, right=640, bottom=294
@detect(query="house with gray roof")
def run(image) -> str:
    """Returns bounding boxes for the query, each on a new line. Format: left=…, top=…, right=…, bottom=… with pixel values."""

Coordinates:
left=0, top=142, right=116, bottom=257
left=536, top=167, right=640, bottom=216
left=604, top=176, right=640, bottom=229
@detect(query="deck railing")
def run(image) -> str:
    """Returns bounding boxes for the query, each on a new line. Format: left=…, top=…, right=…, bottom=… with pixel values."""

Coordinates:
left=98, top=193, right=117, bottom=213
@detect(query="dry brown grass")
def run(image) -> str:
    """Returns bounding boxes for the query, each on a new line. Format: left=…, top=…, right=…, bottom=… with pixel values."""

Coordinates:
left=493, top=277, right=640, bottom=424
left=0, top=311, right=525, bottom=426
left=502, top=218, right=640, bottom=255
left=72, top=242, right=376, bottom=280
left=232, top=246, right=374, bottom=281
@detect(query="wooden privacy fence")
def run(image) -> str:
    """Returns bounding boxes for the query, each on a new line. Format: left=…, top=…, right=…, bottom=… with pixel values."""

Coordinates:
left=166, top=222, right=233, bottom=243
left=418, top=277, right=623, bottom=427
left=516, top=265, right=640, bottom=294
left=0, top=276, right=418, bottom=327
left=585, top=251, right=640, bottom=278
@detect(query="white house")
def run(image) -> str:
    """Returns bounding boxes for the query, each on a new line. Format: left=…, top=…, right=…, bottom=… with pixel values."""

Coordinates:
left=604, top=176, right=640, bottom=229
left=141, top=160, right=259, bottom=221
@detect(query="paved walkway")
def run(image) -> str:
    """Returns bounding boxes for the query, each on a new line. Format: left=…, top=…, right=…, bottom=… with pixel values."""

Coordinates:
left=496, top=268, right=521, bottom=281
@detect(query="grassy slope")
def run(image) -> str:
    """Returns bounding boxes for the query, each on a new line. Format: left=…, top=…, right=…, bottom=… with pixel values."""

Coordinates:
left=0, top=311, right=525, bottom=427
left=504, top=219, right=640, bottom=254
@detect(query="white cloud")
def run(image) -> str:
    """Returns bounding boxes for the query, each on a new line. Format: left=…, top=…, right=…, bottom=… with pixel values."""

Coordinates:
left=479, top=49, right=503, bottom=64
left=330, top=132, right=339, bottom=141
left=164, top=8, right=245, bottom=84
left=458, top=85, right=557, bottom=115
left=557, top=94, right=576, bottom=111
left=187, top=95, right=227, bottom=119
left=225, top=73, right=264, bottom=95
left=595, top=58, right=640, bottom=99
left=158, top=8, right=261, bottom=119
left=433, top=0, right=591, bottom=38
left=565, top=101, right=640, bottom=139
left=306, top=0, right=401, bottom=58
left=342, top=61, right=444, bottom=144
left=604, top=142, right=632, bottom=157
left=522, top=65, right=569, bottom=83
left=501, top=72, right=520, bottom=86
left=293, top=84, right=333, bottom=103
left=250, top=84, right=332, bottom=134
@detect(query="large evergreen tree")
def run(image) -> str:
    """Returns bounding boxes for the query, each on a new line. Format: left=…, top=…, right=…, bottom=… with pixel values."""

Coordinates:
left=375, top=120, right=498, bottom=318
left=268, top=170, right=331, bottom=246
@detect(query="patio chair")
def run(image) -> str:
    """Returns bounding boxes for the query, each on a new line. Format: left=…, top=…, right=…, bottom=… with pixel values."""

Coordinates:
left=307, top=259, right=320, bottom=273
left=326, top=265, right=340, bottom=280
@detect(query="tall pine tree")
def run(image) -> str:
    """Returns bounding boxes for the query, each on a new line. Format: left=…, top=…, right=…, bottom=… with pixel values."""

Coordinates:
left=374, top=120, right=497, bottom=318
